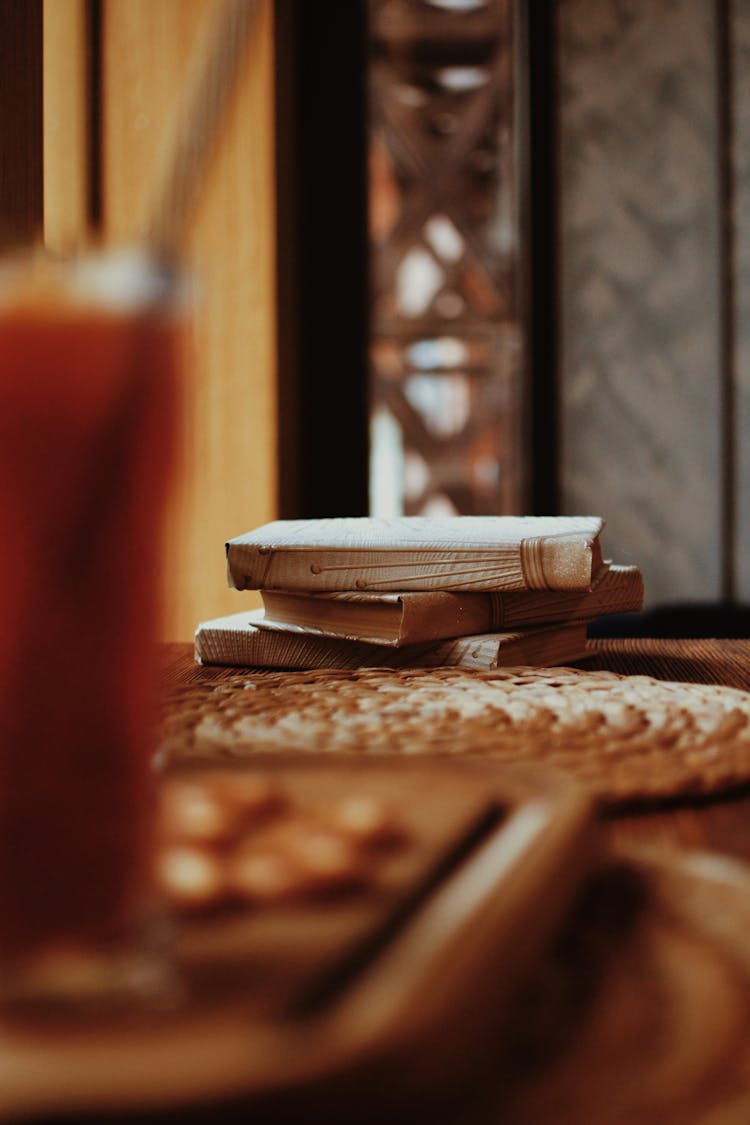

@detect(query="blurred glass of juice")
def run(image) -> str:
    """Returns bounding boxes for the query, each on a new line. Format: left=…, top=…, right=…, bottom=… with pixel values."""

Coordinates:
left=0, top=246, right=184, bottom=1009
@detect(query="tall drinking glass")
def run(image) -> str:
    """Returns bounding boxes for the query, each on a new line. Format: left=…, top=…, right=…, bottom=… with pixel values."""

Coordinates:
left=0, top=246, right=183, bottom=1012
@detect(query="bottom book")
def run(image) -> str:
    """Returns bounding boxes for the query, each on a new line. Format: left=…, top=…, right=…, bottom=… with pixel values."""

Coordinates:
left=194, top=609, right=589, bottom=671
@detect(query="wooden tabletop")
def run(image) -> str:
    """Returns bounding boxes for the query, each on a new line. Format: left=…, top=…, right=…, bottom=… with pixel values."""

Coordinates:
left=579, top=637, right=750, bottom=859
left=163, top=636, right=750, bottom=863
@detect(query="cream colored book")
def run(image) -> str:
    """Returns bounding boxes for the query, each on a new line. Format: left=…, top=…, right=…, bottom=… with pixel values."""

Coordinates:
left=255, top=563, right=643, bottom=647
left=225, top=516, right=605, bottom=594
left=194, top=610, right=589, bottom=671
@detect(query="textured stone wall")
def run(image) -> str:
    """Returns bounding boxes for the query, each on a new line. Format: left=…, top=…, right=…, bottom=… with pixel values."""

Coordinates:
left=557, top=0, right=724, bottom=605
left=733, top=0, right=750, bottom=599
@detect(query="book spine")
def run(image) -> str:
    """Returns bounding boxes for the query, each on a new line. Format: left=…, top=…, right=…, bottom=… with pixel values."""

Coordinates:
left=521, top=533, right=598, bottom=592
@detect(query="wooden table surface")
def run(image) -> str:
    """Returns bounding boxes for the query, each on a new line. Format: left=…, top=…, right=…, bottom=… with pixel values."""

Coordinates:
left=163, top=636, right=750, bottom=862
left=580, top=637, right=750, bottom=858
left=9, top=639, right=745, bottom=1125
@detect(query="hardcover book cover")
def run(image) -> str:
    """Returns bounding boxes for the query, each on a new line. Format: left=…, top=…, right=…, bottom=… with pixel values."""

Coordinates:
left=255, top=564, right=643, bottom=647
left=194, top=609, right=590, bottom=672
left=225, top=516, right=605, bottom=594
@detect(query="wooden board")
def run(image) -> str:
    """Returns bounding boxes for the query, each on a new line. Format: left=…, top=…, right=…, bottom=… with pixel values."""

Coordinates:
left=101, top=0, right=277, bottom=641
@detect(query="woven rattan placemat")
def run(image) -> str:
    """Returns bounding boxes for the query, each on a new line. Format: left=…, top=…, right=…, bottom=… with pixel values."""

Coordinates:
left=158, top=658, right=750, bottom=806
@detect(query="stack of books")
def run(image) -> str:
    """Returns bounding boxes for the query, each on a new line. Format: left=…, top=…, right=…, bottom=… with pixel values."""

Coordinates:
left=195, top=516, right=644, bottom=671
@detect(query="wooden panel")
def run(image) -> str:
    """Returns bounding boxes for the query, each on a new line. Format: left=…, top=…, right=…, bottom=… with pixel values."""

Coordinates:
left=557, top=0, right=722, bottom=606
left=42, top=0, right=88, bottom=253
left=102, top=0, right=277, bottom=640
left=731, top=0, right=750, bottom=600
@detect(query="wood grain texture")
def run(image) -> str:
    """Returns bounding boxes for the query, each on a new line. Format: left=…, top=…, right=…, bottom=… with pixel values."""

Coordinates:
left=101, top=0, right=276, bottom=639
left=194, top=609, right=588, bottom=671
left=226, top=515, right=603, bottom=593
left=42, top=0, right=88, bottom=253
left=557, top=0, right=722, bottom=605
left=578, top=637, right=750, bottom=860
left=256, top=564, right=643, bottom=644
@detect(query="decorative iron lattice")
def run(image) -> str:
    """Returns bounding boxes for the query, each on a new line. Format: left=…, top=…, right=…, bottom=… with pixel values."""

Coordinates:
left=368, top=0, right=524, bottom=517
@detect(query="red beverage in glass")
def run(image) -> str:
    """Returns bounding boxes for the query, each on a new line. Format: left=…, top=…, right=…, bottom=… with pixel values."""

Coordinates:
left=0, top=248, right=181, bottom=998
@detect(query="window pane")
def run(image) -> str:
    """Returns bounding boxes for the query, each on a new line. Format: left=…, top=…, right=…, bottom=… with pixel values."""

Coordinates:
left=368, top=0, right=524, bottom=516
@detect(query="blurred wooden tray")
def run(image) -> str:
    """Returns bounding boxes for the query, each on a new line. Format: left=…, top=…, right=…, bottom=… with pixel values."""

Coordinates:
left=0, top=756, right=595, bottom=1122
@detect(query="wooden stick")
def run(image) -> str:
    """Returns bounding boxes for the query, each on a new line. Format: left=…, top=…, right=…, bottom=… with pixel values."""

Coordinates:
left=138, top=0, right=259, bottom=260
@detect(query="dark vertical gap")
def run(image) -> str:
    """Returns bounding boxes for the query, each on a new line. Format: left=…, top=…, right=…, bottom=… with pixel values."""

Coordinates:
left=87, top=0, right=103, bottom=234
left=273, top=1, right=302, bottom=518
left=514, top=0, right=532, bottom=514
left=273, top=0, right=370, bottom=520
left=716, top=0, right=736, bottom=602
left=525, top=0, right=560, bottom=516
left=0, top=0, right=43, bottom=247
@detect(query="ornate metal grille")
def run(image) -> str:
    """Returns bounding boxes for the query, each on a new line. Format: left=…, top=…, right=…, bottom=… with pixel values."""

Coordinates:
left=368, top=0, right=524, bottom=517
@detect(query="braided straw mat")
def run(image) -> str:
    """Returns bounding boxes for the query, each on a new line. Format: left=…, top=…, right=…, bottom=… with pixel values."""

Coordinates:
left=158, top=661, right=750, bottom=806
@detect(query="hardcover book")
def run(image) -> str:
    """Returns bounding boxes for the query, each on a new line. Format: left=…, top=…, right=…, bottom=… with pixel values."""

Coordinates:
left=194, top=610, right=589, bottom=672
left=225, top=516, right=605, bottom=594
left=255, top=563, right=643, bottom=647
